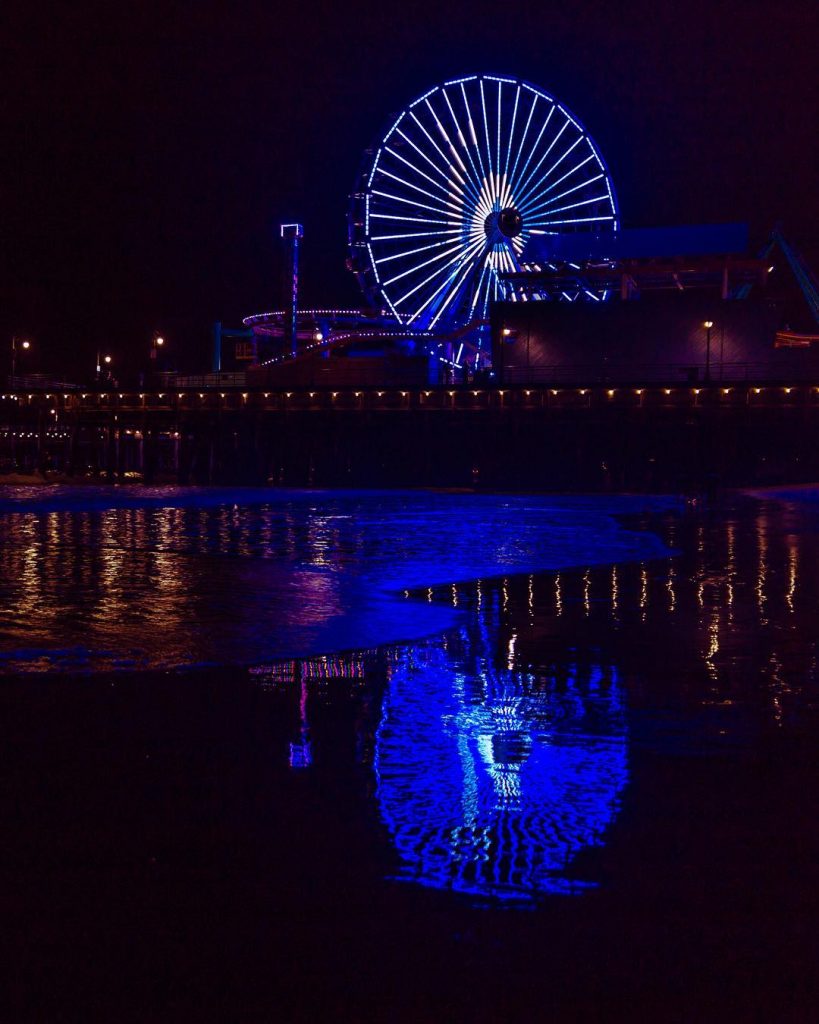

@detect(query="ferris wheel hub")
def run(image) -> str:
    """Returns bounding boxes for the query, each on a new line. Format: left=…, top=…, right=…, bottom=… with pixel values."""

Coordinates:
left=484, top=207, right=524, bottom=241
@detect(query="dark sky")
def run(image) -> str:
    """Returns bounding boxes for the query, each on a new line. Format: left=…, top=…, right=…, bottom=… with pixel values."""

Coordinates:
left=2, top=0, right=817, bottom=375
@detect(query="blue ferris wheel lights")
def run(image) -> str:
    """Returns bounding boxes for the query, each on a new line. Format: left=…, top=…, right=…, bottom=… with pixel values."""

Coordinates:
left=409, top=85, right=439, bottom=108
left=349, top=75, right=619, bottom=333
left=558, top=104, right=582, bottom=130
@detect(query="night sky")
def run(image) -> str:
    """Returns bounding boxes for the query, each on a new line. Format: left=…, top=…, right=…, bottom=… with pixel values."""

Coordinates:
left=3, top=0, right=817, bottom=375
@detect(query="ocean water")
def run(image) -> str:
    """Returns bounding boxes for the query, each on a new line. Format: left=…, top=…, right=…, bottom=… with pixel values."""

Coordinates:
left=0, top=486, right=676, bottom=672
left=3, top=486, right=819, bottom=1020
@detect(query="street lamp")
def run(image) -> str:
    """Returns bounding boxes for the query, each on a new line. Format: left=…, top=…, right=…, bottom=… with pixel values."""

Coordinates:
left=11, top=337, right=31, bottom=382
left=703, top=321, right=714, bottom=383
left=150, top=334, right=166, bottom=381
left=96, top=351, right=113, bottom=383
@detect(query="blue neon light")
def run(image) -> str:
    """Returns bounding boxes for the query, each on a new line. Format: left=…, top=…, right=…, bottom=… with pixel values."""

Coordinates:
left=352, top=75, right=619, bottom=338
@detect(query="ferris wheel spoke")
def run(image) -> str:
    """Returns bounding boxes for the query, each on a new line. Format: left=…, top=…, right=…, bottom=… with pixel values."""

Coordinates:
left=382, top=238, right=478, bottom=287
left=501, top=238, right=521, bottom=272
left=496, top=81, right=503, bottom=196
left=525, top=195, right=612, bottom=224
left=459, top=84, right=489, bottom=195
left=515, top=136, right=586, bottom=211
left=507, top=104, right=558, bottom=207
left=441, top=88, right=484, bottom=199
left=478, top=79, right=497, bottom=205
left=529, top=214, right=615, bottom=228
left=469, top=262, right=490, bottom=316
left=394, top=127, right=466, bottom=195
left=371, top=189, right=459, bottom=220
left=371, top=228, right=462, bottom=241
left=408, top=111, right=465, bottom=193
left=474, top=176, right=493, bottom=211
left=384, top=145, right=471, bottom=205
left=476, top=263, right=492, bottom=322
left=498, top=86, right=521, bottom=210
left=535, top=153, right=596, bottom=202
left=506, top=92, right=541, bottom=200
left=474, top=264, right=488, bottom=316
left=512, top=117, right=572, bottom=206
left=423, top=96, right=469, bottom=180
left=398, top=122, right=464, bottom=201
left=370, top=213, right=454, bottom=226
left=502, top=85, right=521, bottom=182
left=374, top=168, right=465, bottom=214
left=483, top=266, right=495, bottom=316
left=518, top=172, right=604, bottom=216
left=517, top=153, right=595, bottom=213
left=407, top=237, right=489, bottom=324
left=395, top=234, right=486, bottom=311
left=429, top=243, right=491, bottom=327
left=373, top=236, right=467, bottom=265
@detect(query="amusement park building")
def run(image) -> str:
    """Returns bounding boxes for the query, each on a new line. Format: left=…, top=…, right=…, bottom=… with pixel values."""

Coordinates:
left=492, top=224, right=819, bottom=385
left=243, top=222, right=819, bottom=390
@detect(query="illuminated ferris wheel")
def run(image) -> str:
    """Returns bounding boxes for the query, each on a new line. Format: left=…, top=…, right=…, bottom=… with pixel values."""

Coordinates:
left=348, top=74, right=619, bottom=332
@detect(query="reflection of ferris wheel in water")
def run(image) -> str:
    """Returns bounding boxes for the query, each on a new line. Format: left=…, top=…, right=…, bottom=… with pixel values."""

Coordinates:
left=348, top=74, right=619, bottom=335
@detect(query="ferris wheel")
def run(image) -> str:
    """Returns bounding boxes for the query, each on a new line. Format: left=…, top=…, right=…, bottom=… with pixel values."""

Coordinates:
left=348, top=74, right=619, bottom=332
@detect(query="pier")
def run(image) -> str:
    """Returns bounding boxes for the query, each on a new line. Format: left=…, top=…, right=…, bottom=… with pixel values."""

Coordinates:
left=3, top=382, right=819, bottom=490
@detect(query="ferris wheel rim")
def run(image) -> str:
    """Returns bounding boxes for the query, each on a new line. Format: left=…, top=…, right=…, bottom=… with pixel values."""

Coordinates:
left=348, top=73, right=619, bottom=334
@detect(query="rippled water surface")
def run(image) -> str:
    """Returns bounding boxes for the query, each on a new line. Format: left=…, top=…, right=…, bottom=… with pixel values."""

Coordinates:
left=0, top=486, right=674, bottom=671
left=3, top=486, right=819, bottom=1020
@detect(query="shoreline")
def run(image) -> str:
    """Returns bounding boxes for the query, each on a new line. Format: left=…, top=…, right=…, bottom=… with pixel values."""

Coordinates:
left=0, top=489, right=680, bottom=675
left=4, top=470, right=819, bottom=499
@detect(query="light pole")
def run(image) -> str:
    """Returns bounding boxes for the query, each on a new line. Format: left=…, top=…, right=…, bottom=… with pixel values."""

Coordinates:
left=151, top=334, right=165, bottom=376
left=11, top=336, right=31, bottom=383
left=703, top=321, right=714, bottom=383
left=96, top=351, right=112, bottom=383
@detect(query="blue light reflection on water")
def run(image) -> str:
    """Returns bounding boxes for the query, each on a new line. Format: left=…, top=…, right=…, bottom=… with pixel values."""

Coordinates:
left=0, top=487, right=678, bottom=672
left=375, top=608, right=627, bottom=900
